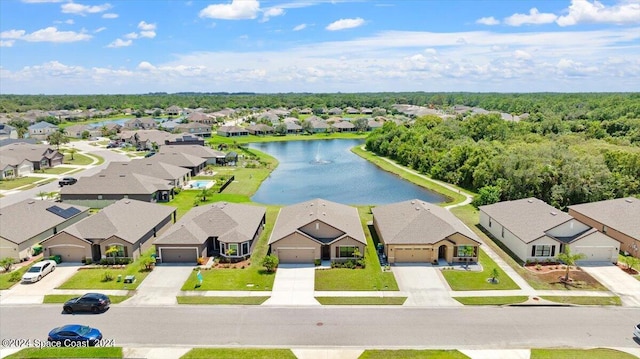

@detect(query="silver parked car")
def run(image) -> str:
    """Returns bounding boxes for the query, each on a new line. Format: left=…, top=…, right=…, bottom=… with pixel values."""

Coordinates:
left=22, top=260, right=56, bottom=283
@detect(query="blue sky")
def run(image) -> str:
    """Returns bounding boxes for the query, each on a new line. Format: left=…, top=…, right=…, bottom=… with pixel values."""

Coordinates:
left=1, top=0, right=639, bottom=94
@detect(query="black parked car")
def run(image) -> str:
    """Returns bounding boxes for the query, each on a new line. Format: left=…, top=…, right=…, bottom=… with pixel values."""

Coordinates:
left=48, top=324, right=103, bottom=346
left=58, top=177, right=77, bottom=186
left=63, top=293, right=111, bottom=314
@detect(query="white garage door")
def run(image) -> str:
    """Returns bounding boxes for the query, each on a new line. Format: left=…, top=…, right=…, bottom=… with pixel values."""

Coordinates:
left=277, top=248, right=315, bottom=264
left=50, top=246, right=86, bottom=262
left=160, top=248, right=198, bottom=263
left=574, top=246, right=614, bottom=262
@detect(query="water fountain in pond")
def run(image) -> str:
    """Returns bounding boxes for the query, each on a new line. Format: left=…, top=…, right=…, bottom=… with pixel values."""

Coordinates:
left=310, top=142, right=331, bottom=165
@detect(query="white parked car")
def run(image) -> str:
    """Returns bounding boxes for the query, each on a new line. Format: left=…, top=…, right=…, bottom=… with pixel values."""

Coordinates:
left=634, top=323, right=640, bottom=340
left=22, top=260, right=56, bottom=283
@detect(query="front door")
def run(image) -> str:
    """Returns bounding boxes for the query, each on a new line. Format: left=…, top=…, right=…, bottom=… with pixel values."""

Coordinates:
left=92, top=244, right=101, bottom=262
left=321, top=245, right=330, bottom=260
left=438, top=245, right=447, bottom=260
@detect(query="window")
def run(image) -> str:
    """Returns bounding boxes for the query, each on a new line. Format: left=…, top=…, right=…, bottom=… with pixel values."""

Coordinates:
left=337, top=246, right=356, bottom=258
left=226, top=243, right=238, bottom=256
left=532, top=245, right=554, bottom=257
left=242, top=242, right=249, bottom=255
left=107, top=244, right=126, bottom=258
left=489, top=218, right=492, bottom=228
left=456, top=245, right=476, bottom=257
left=501, top=227, right=504, bottom=238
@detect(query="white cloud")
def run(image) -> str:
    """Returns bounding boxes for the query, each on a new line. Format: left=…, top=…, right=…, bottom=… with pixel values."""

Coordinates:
left=107, top=38, right=132, bottom=48
left=326, top=18, right=365, bottom=31
left=293, top=24, right=307, bottom=31
left=476, top=16, right=500, bottom=26
left=140, top=31, right=156, bottom=38
left=199, top=0, right=260, bottom=20
left=504, top=8, right=558, bottom=26
left=124, top=32, right=139, bottom=39
left=0, top=27, right=91, bottom=43
left=513, top=49, right=532, bottom=60
left=138, top=21, right=156, bottom=31
left=0, top=40, right=15, bottom=47
left=102, top=13, right=119, bottom=19
left=137, top=61, right=156, bottom=71
left=261, top=7, right=285, bottom=22
left=94, top=27, right=107, bottom=33
left=65, top=19, right=75, bottom=25
left=557, top=0, right=640, bottom=26
left=61, top=2, right=112, bottom=16
left=21, top=0, right=64, bottom=3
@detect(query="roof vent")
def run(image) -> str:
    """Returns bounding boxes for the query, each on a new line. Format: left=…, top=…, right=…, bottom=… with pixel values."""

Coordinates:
left=124, top=200, right=130, bottom=204
left=625, top=198, right=633, bottom=203
left=28, top=200, right=35, bottom=204
left=411, top=200, right=415, bottom=204
left=527, top=199, right=533, bottom=203
left=119, top=174, right=126, bottom=177
left=322, top=212, right=326, bottom=216
left=415, top=207, right=420, bottom=211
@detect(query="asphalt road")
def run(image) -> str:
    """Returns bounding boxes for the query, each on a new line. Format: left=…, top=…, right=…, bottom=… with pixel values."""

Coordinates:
left=1, top=305, right=639, bottom=349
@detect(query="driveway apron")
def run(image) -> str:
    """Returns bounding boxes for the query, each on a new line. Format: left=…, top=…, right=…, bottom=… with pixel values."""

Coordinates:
left=580, top=263, right=640, bottom=306
left=263, top=264, right=319, bottom=306
left=123, top=265, right=194, bottom=306
left=392, top=264, right=462, bottom=307
left=0, top=264, right=81, bottom=305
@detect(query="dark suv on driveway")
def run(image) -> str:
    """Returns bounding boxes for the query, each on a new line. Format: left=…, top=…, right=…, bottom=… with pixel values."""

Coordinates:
left=59, top=177, right=77, bottom=187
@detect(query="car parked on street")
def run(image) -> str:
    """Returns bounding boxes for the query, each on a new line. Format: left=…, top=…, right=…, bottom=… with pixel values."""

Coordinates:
left=21, top=260, right=56, bottom=283
left=634, top=323, right=640, bottom=340
left=58, top=177, right=77, bottom=187
left=48, top=324, right=103, bottom=346
left=63, top=293, right=111, bottom=314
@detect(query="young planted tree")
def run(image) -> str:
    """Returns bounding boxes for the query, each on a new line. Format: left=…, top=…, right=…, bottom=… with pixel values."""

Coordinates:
left=0, top=257, right=16, bottom=272
left=225, top=246, right=236, bottom=264
left=105, top=246, right=119, bottom=265
left=37, top=191, right=48, bottom=200
left=68, top=148, right=77, bottom=161
left=460, top=246, right=475, bottom=269
left=557, top=247, right=586, bottom=282
left=47, top=130, right=69, bottom=150
left=261, top=254, right=279, bottom=273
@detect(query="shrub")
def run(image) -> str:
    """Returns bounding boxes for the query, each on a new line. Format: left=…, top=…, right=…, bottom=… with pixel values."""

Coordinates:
left=261, top=255, right=279, bottom=273
left=314, top=259, right=321, bottom=266
left=102, top=271, right=113, bottom=282
left=197, top=257, right=205, bottom=265
left=84, top=258, right=92, bottom=265
left=0, top=257, right=16, bottom=272
left=9, top=271, right=21, bottom=282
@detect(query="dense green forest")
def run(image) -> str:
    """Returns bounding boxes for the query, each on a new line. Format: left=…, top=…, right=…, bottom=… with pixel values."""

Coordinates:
left=366, top=113, right=640, bottom=209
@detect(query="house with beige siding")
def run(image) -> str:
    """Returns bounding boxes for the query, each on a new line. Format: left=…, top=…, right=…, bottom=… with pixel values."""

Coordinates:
left=480, top=198, right=620, bottom=264
left=41, top=199, right=176, bottom=263
left=154, top=202, right=266, bottom=263
left=0, top=200, right=89, bottom=261
left=372, top=199, right=481, bottom=264
left=268, top=198, right=366, bottom=264
left=569, top=197, right=640, bottom=259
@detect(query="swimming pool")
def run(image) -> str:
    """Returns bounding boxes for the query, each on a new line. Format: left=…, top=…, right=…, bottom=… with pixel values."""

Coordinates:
left=185, top=180, right=214, bottom=190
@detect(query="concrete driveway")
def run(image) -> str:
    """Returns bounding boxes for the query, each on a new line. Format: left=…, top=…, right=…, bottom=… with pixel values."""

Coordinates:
left=263, top=264, right=319, bottom=306
left=0, top=263, right=81, bottom=304
left=580, top=262, right=640, bottom=306
left=122, top=265, right=194, bottom=306
left=392, top=264, right=461, bottom=307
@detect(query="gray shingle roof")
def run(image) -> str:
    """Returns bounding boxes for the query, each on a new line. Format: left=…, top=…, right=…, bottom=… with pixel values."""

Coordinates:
left=372, top=199, right=480, bottom=245
left=0, top=199, right=89, bottom=244
left=159, top=145, right=225, bottom=159
left=60, top=199, right=176, bottom=244
left=146, top=151, right=206, bottom=168
left=154, top=202, right=265, bottom=245
left=569, top=197, right=640, bottom=240
left=0, top=143, right=59, bottom=162
left=103, top=160, right=190, bottom=182
left=269, top=198, right=366, bottom=245
left=61, top=172, right=173, bottom=195
left=479, top=197, right=572, bottom=243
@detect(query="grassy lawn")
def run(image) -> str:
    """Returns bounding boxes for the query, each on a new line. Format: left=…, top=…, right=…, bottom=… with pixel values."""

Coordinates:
left=315, top=296, right=407, bottom=305
left=0, top=177, right=41, bottom=190
left=4, top=347, right=122, bottom=359
left=530, top=348, right=637, bottom=359
left=63, top=152, right=94, bottom=165
left=315, top=207, right=399, bottom=291
left=43, top=294, right=131, bottom=304
left=181, top=348, right=297, bottom=359
left=359, top=350, right=470, bottom=359
left=441, top=250, right=519, bottom=291
left=166, top=190, right=251, bottom=219
left=540, top=296, right=622, bottom=306
left=57, top=267, right=151, bottom=290
left=453, top=296, right=528, bottom=305
left=181, top=206, right=279, bottom=291
left=176, top=296, right=269, bottom=305
left=0, top=266, right=30, bottom=289
left=39, top=167, right=73, bottom=175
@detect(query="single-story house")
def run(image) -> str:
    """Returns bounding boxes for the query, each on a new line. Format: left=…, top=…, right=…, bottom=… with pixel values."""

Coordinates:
left=41, top=199, right=176, bottom=263
left=332, top=121, right=356, bottom=132
left=64, top=124, right=100, bottom=139
left=0, top=199, right=89, bottom=261
left=372, top=199, right=481, bottom=264
left=165, top=105, right=183, bottom=117
left=27, top=121, right=58, bottom=140
left=0, top=124, right=18, bottom=140
left=268, top=198, right=367, bottom=264
left=103, top=159, right=191, bottom=187
left=174, top=122, right=211, bottom=138
left=164, top=133, right=205, bottom=146
left=159, top=145, right=226, bottom=166
left=145, top=151, right=206, bottom=176
left=154, top=202, right=266, bottom=263
left=60, top=172, right=174, bottom=208
left=217, top=125, right=248, bottom=137
left=480, top=198, right=620, bottom=263
left=0, top=155, right=33, bottom=179
left=188, top=112, right=216, bottom=125
left=123, top=118, right=157, bottom=130
left=247, top=124, right=274, bottom=136
left=285, top=122, right=302, bottom=134
left=569, top=197, right=640, bottom=259
left=0, top=142, right=64, bottom=170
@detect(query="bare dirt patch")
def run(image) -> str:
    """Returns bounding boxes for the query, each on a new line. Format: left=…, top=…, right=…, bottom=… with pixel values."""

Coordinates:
left=524, top=264, right=606, bottom=290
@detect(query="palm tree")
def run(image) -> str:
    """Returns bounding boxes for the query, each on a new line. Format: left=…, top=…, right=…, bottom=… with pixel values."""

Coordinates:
left=105, top=246, right=119, bottom=265
left=68, top=148, right=77, bottom=161
left=37, top=191, right=48, bottom=200
left=557, top=247, right=586, bottom=282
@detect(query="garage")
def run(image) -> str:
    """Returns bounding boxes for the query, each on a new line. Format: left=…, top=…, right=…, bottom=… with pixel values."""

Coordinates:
left=159, top=248, right=198, bottom=263
left=574, top=246, right=616, bottom=262
left=393, top=247, right=430, bottom=263
left=277, top=248, right=315, bottom=264
left=49, top=246, right=86, bottom=263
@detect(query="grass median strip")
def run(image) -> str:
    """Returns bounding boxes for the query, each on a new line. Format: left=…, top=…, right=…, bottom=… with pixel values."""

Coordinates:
left=530, top=348, right=636, bottom=359
left=359, top=349, right=470, bottom=359
left=177, top=296, right=269, bottom=305
left=315, top=296, right=407, bottom=305
left=43, top=294, right=131, bottom=304
left=181, top=348, right=297, bottom=359
left=4, top=347, right=122, bottom=359
left=453, top=296, right=528, bottom=306
left=540, top=296, right=622, bottom=306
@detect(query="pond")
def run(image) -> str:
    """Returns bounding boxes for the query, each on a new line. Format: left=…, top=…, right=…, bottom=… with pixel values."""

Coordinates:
left=249, top=139, right=446, bottom=205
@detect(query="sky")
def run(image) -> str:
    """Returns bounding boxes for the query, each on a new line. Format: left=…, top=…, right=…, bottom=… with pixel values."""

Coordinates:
left=0, top=0, right=639, bottom=94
